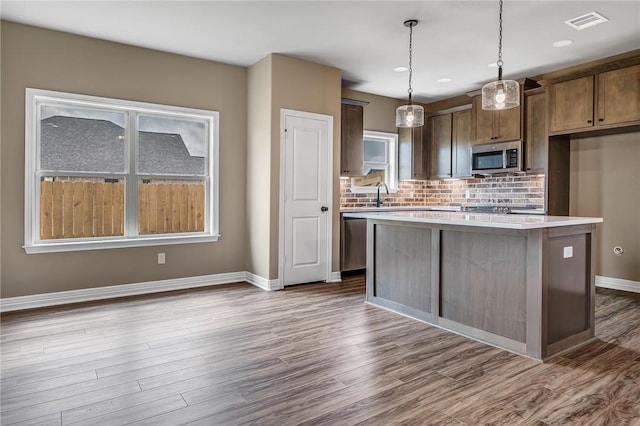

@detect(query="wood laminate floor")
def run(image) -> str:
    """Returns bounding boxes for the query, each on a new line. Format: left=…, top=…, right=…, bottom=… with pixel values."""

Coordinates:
left=1, top=275, right=639, bottom=425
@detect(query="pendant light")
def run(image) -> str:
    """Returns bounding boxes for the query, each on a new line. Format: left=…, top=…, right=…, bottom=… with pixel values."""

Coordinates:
left=396, top=19, right=424, bottom=128
left=482, top=0, right=519, bottom=110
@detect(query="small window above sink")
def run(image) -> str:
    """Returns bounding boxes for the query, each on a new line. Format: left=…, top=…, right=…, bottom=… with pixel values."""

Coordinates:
left=350, top=130, right=398, bottom=194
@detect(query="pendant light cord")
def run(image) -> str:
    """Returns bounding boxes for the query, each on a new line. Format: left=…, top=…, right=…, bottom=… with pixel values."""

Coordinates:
left=497, top=0, right=504, bottom=79
left=408, top=22, right=413, bottom=103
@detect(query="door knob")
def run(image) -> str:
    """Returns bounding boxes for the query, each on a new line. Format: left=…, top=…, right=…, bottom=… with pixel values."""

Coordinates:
left=321, top=206, right=329, bottom=212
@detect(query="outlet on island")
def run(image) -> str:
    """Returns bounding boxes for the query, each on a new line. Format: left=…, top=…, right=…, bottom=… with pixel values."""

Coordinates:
left=158, top=253, right=166, bottom=264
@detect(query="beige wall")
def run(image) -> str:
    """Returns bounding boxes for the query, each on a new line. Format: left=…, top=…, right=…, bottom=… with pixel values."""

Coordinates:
left=246, top=56, right=273, bottom=279
left=341, top=88, right=404, bottom=134
left=269, top=55, right=342, bottom=278
left=1, top=22, right=248, bottom=298
left=569, top=132, right=640, bottom=282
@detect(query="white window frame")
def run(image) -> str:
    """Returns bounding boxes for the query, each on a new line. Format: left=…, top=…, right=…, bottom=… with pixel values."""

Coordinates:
left=24, top=88, right=220, bottom=254
left=350, top=130, right=398, bottom=194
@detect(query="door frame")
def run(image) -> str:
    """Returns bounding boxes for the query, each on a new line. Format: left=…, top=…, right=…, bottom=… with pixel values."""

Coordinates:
left=278, top=108, right=334, bottom=286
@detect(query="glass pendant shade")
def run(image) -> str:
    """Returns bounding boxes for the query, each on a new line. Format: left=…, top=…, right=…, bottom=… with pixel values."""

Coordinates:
left=481, top=78, right=519, bottom=110
left=396, top=103, right=425, bottom=128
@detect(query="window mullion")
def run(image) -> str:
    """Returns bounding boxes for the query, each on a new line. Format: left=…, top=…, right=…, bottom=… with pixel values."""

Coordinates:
left=126, top=111, right=138, bottom=238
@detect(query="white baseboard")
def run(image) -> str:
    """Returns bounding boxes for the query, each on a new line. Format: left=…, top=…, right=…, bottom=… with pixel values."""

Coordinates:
left=329, top=271, right=342, bottom=282
left=0, top=271, right=284, bottom=313
left=596, top=275, right=640, bottom=294
left=245, top=272, right=282, bottom=291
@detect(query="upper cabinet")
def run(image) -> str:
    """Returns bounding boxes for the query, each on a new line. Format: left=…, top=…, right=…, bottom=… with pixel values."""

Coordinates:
left=472, top=95, right=521, bottom=143
left=524, top=89, right=547, bottom=174
left=398, top=126, right=428, bottom=180
left=340, top=102, right=364, bottom=177
left=429, top=114, right=452, bottom=179
left=597, top=64, right=640, bottom=126
left=549, top=64, right=640, bottom=134
left=548, top=75, right=594, bottom=133
left=428, top=107, right=472, bottom=179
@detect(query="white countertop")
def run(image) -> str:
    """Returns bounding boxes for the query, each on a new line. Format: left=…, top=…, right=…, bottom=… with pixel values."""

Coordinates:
left=340, top=206, right=546, bottom=215
left=342, top=210, right=603, bottom=230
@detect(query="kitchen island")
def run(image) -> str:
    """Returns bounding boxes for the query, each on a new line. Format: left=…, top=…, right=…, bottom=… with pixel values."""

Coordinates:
left=343, top=210, right=603, bottom=360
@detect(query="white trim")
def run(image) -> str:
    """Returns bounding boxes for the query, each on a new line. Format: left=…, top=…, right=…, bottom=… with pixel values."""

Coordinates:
left=329, top=271, right=342, bottom=282
left=245, top=272, right=283, bottom=291
left=0, top=271, right=287, bottom=313
left=596, top=275, right=640, bottom=294
left=279, top=109, right=334, bottom=286
left=24, top=234, right=220, bottom=254
left=24, top=88, right=220, bottom=253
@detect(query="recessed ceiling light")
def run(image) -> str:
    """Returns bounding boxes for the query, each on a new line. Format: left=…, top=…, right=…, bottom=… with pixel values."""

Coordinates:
left=394, top=66, right=408, bottom=72
left=488, top=62, right=498, bottom=68
left=437, top=78, right=452, bottom=83
left=553, top=39, right=574, bottom=48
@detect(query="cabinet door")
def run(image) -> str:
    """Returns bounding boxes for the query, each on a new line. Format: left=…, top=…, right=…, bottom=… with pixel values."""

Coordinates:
left=340, top=103, right=364, bottom=176
left=473, top=95, right=521, bottom=142
left=430, top=114, right=453, bottom=179
left=549, top=76, right=594, bottom=133
left=398, top=127, right=428, bottom=180
left=411, top=127, right=428, bottom=179
left=497, top=105, right=522, bottom=141
left=597, top=64, right=640, bottom=126
left=452, top=110, right=472, bottom=178
left=472, top=96, right=495, bottom=142
left=525, top=91, right=547, bottom=173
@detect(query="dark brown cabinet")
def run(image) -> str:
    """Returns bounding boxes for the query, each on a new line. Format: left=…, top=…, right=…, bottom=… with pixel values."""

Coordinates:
left=340, top=103, right=364, bottom=177
left=597, top=64, right=640, bottom=126
left=429, top=108, right=472, bottom=179
left=429, top=114, right=452, bottom=179
left=549, top=64, right=640, bottom=134
left=472, top=95, right=521, bottom=143
left=452, top=110, right=472, bottom=178
left=525, top=90, right=547, bottom=173
left=398, top=126, right=428, bottom=180
left=548, top=75, right=594, bottom=133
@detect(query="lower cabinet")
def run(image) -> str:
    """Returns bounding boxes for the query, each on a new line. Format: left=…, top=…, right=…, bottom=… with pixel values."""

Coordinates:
left=429, top=107, right=472, bottom=179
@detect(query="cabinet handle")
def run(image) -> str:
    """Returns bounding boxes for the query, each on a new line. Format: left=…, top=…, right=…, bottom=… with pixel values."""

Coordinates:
left=587, top=120, right=592, bottom=124
left=598, top=118, right=604, bottom=122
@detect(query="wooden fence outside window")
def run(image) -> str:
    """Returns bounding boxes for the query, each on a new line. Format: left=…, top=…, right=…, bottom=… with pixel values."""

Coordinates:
left=39, top=179, right=205, bottom=240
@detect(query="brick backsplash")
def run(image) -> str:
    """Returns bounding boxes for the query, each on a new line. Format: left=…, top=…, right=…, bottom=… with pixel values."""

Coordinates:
left=340, top=175, right=545, bottom=209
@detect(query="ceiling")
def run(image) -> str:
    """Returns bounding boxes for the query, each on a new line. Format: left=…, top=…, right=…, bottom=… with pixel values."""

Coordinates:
left=2, top=1, right=639, bottom=103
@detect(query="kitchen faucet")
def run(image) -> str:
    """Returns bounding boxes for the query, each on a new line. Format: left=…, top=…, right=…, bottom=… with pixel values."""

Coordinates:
left=376, top=182, right=389, bottom=207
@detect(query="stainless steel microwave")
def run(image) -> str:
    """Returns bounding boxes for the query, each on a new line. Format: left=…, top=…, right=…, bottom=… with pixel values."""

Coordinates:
left=471, top=140, right=522, bottom=175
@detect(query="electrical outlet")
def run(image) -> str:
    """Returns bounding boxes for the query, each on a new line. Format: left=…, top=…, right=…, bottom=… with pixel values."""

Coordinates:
left=563, top=246, right=573, bottom=259
left=157, top=253, right=166, bottom=264
left=464, top=190, right=471, bottom=199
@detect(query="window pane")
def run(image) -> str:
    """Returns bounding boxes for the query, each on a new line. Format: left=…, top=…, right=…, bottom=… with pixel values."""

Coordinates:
left=363, top=138, right=387, bottom=163
left=40, top=105, right=126, bottom=173
left=39, top=176, right=125, bottom=240
left=138, top=178, right=205, bottom=235
left=138, top=115, right=207, bottom=175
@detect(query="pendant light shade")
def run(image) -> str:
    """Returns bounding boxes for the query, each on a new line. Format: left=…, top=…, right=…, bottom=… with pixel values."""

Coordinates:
left=396, top=19, right=424, bottom=128
left=482, top=0, right=519, bottom=110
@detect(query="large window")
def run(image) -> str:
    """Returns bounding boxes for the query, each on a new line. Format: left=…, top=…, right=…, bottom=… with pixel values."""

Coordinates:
left=24, top=88, right=219, bottom=253
left=350, top=130, right=398, bottom=193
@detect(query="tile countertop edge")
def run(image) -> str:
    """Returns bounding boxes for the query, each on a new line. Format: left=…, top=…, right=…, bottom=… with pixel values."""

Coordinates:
left=342, top=211, right=603, bottom=230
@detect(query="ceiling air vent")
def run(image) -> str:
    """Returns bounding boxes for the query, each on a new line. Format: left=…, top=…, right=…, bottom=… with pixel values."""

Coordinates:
left=565, top=12, right=609, bottom=30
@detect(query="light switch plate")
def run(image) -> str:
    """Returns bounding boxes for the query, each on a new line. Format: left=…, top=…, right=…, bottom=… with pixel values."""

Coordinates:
left=563, top=246, right=573, bottom=259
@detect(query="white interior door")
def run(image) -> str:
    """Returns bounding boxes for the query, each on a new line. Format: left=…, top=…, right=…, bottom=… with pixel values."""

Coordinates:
left=281, top=111, right=332, bottom=286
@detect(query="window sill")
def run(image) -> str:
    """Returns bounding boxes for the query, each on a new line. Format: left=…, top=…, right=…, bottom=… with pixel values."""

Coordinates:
left=24, top=234, right=220, bottom=254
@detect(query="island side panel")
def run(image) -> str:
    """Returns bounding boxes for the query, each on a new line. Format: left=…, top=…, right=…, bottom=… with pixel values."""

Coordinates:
left=543, top=224, right=596, bottom=357
left=439, top=228, right=528, bottom=343
left=366, top=220, right=433, bottom=321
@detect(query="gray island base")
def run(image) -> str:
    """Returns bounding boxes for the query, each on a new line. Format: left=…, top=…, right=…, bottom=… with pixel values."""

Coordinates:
left=344, top=211, right=603, bottom=361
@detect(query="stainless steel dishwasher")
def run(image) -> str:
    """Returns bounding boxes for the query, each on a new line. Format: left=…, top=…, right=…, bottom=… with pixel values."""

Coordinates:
left=341, top=216, right=367, bottom=272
